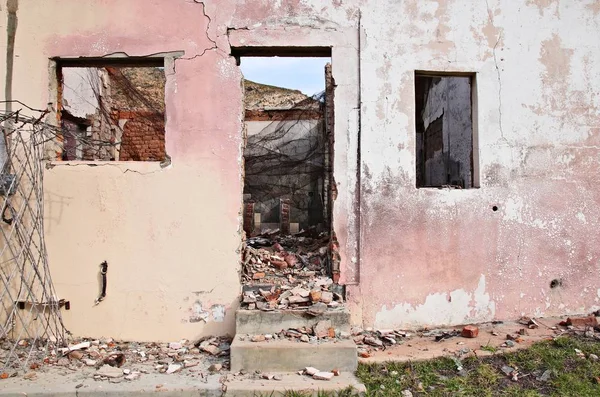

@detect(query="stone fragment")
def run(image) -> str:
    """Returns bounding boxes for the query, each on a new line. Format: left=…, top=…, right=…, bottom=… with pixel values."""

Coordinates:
left=200, top=344, right=221, bottom=355
left=102, top=353, right=126, bottom=368
left=539, top=370, right=551, bottom=382
left=184, top=360, right=199, bottom=368
left=401, top=390, right=413, bottom=397
left=169, top=342, right=182, bottom=350
left=310, top=290, right=322, bottom=302
left=288, top=296, right=310, bottom=304
left=283, top=254, right=297, bottom=268
left=262, top=373, right=274, bottom=380
left=253, top=272, right=265, bottom=280
left=166, top=364, right=182, bottom=374
left=68, top=351, right=84, bottom=360
left=83, top=359, right=97, bottom=367
left=313, top=371, right=335, bottom=380
left=332, top=369, right=341, bottom=376
left=96, top=365, right=124, bottom=379
left=320, top=291, right=334, bottom=304
left=271, top=259, right=288, bottom=270
left=300, top=335, right=310, bottom=343
left=304, top=367, right=319, bottom=376
left=251, top=335, right=266, bottom=342
left=307, top=302, right=327, bottom=317
left=57, top=357, right=70, bottom=366
left=125, top=373, right=140, bottom=381
left=461, top=325, right=479, bottom=338
left=209, top=363, right=222, bottom=372
left=291, top=287, right=310, bottom=298
left=69, top=341, right=91, bottom=351
left=364, top=337, right=383, bottom=347
left=314, top=320, right=333, bottom=338
left=590, top=354, right=599, bottom=361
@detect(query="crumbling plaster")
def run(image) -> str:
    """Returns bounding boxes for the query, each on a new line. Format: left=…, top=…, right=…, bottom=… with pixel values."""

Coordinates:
left=1, top=0, right=361, bottom=340
left=354, top=0, right=600, bottom=329
left=1, top=0, right=600, bottom=339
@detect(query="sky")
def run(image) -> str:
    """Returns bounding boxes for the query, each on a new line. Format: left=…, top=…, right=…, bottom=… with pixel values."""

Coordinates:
left=239, top=57, right=330, bottom=96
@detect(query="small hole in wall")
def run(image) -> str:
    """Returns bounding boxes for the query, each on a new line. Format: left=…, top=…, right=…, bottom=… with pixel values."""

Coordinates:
left=550, top=279, right=562, bottom=289
left=492, top=206, right=498, bottom=212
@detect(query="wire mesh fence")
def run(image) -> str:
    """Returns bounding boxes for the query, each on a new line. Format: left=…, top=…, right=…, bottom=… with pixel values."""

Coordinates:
left=0, top=106, right=68, bottom=374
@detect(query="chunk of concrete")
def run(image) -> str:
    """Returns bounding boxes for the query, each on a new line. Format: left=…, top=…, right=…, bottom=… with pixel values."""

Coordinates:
left=96, top=365, right=123, bottom=379
left=313, top=371, right=335, bottom=380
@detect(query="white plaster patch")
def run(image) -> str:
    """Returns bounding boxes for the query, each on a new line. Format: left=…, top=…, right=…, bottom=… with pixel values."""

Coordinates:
left=374, top=275, right=495, bottom=329
left=503, top=197, right=524, bottom=223
left=211, top=304, right=226, bottom=322
left=577, top=212, right=587, bottom=223
left=557, top=153, right=575, bottom=165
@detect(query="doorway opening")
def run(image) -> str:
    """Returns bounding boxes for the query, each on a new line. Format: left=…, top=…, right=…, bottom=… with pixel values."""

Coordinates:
left=237, top=52, right=341, bottom=312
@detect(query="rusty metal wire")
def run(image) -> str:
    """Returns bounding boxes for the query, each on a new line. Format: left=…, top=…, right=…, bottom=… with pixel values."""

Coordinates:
left=0, top=108, right=68, bottom=373
left=243, top=91, right=331, bottom=229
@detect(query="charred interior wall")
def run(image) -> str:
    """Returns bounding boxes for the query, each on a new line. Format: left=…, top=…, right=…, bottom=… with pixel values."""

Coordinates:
left=416, top=76, right=473, bottom=188
left=244, top=112, right=326, bottom=233
left=2, top=0, right=600, bottom=338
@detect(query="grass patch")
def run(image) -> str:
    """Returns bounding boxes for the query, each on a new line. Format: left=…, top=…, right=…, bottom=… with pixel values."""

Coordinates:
left=357, top=335, right=600, bottom=396
left=254, top=336, right=600, bottom=396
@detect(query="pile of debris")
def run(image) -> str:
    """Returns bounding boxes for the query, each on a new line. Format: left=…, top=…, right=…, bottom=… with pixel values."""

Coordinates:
left=352, top=328, right=413, bottom=358
left=239, top=320, right=352, bottom=344
left=241, top=230, right=343, bottom=312
left=0, top=336, right=231, bottom=381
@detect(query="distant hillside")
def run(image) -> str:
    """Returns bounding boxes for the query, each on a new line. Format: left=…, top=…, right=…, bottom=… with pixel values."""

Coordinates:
left=244, top=80, right=314, bottom=110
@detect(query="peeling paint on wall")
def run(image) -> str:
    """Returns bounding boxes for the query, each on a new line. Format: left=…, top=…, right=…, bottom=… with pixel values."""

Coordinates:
left=374, top=275, right=495, bottom=329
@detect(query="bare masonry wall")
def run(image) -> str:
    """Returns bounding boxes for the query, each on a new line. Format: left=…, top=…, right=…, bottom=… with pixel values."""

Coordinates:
left=1, top=0, right=600, bottom=340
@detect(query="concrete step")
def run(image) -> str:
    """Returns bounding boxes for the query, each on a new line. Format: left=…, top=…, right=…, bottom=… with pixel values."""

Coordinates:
left=236, top=308, right=351, bottom=335
left=224, top=372, right=366, bottom=396
left=230, top=338, right=358, bottom=372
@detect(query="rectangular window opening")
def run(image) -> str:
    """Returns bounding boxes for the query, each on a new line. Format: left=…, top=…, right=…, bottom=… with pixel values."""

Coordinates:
left=237, top=50, right=338, bottom=298
left=415, top=72, right=477, bottom=189
left=56, top=60, right=166, bottom=162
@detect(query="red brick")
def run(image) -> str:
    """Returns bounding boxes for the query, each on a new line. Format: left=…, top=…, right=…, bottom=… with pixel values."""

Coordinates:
left=461, top=325, right=479, bottom=338
left=566, top=316, right=598, bottom=327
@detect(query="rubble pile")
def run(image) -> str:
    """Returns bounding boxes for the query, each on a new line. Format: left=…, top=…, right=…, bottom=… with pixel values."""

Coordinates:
left=352, top=327, right=413, bottom=358
left=241, top=230, right=343, bottom=311
left=238, top=320, right=352, bottom=344
left=0, top=336, right=231, bottom=381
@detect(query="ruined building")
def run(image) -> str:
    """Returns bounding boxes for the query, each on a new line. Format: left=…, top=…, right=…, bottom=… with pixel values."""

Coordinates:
left=1, top=0, right=600, bottom=345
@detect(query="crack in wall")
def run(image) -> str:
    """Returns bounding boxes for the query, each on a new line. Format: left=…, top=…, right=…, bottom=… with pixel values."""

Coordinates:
left=45, top=162, right=167, bottom=175
left=486, top=0, right=506, bottom=142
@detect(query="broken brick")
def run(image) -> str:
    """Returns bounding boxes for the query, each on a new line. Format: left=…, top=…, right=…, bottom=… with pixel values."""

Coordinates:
left=310, top=290, right=322, bottom=302
left=252, top=272, right=265, bottom=280
left=270, top=259, right=287, bottom=270
left=565, top=316, right=598, bottom=327
left=461, top=325, right=479, bottom=338
left=251, top=335, right=266, bottom=342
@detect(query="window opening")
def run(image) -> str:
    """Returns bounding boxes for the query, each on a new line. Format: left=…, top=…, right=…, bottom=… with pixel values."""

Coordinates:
left=57, top=62, right=166, bottom=162
left=415, top=73, right=475, bottom=188
left=238, top=54, right=341, bottom=312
